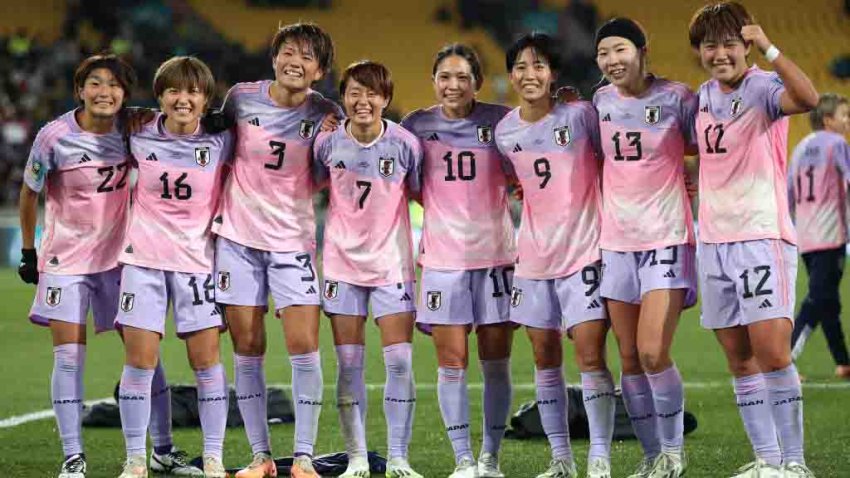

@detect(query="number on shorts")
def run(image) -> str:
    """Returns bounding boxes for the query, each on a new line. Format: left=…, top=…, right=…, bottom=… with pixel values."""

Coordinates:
left=295, top=253, right=316, bottom=282
left=189, top=275, right=215, bottom=306
left=645, top=246, right=678, bottom=267
left=581, top=265, right=600, bottom=297
left=489, top=266, right=515, bottom=298
left=739, top=265, right=773, bottom=299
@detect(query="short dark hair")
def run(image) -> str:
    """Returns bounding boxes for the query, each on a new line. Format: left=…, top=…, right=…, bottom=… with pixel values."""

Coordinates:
left=270, top=22, right=334, bottom=74
left=688, top=1, right=754, bottom=48
left=810, top=93, right=848, bottom=130
left=339, top=61, right=394, bottom=105
left=432, top=43, right=484, bottom=90
left=505, top=32, right=561, bottom=75
left=73, top=53, right=137, bottom=105
left=153, top=56, right=216, bottom=102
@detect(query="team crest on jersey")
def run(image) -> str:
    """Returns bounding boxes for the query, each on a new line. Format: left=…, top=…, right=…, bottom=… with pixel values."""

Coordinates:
left=217, top=271, right=231, bottom=291
left=553, top=126, right=571, bottom=146
left=645, top=106, right=661, bottom=125
left=378, top=157, right=395, bottom=177
left=120, top=292, right=135, bottom=312
left=324, top=280, right=339, bottom=300
left=299, top=120, right=316, bottom=139
left=195, top=147, right=211, bottom=167
left=477, top=125, right=493, bottom=144
left=731, top=97, right=744, bottom=117
left=510, top=287, right=523, bottom=308
left=426, top=291, right=442, bottom=311
left=45, top=287, right=62, bottom=307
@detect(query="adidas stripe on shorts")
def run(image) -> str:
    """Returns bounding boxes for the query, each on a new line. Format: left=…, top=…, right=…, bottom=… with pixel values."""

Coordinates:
left=321, top=279, right=416, bottom=320
left=699, top=239, right=797, bottom=328
left=600, top=244, right=697, bottom=308
left=508, top=261, right=607, bottom=333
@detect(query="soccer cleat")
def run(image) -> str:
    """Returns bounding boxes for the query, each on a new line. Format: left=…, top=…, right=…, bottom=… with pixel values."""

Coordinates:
left=835, top=365, right=850, bottom=379
left=235, top=451, right=278, bottom=478
left=586, top=457, right=611, bottom=478
left=118, top=455, right=148, bottom=478
left=535, top=458, right=578, bottom=478
left=477, top=452, right=504, bottom=478
left=648, top=450, right=687, bottom=478
left=449, top=457, right=479, bottom=478
left=291, top=455, right=320, bottom=478
left=728, top=459, right=783, bottom=478
left=150, top=447, right=204, bottom=476
left=784, top=462, right=816, bottom=477
left=626, top=457, right=655, bottom=478
left=339, top=455, right=370, bottom=478
left=385, top=457, right=424, bottom=478
left=203, top=455, right=227, bottom=478
left=58, top=454, right=87, bottom=478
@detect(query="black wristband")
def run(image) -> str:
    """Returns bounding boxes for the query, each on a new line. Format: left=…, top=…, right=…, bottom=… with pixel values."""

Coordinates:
left=21, top=248, right=37, bottom=263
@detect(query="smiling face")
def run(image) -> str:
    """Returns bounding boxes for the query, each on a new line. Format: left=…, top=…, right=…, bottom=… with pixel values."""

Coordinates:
left=596, top=36, right=644, bottom=89
left=343, top=77, right=388, bottom=128
left=698, top=35, right=750, bottom=86
left=78, top=67, right=125, bottom=119
left=272, top=39, right=324, bottom=92
left=433, top=54, right=477, bottom=113
left=158, top=84, right=208, bottom=129
left=509, top=47, right=555, bottom=103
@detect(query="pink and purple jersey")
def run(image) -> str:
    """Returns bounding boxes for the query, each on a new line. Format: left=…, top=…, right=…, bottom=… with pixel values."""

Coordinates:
left=213, top=81, right=343, bottom=252
left=495, top=101, right=603, bottom=279
left=400, top=102, right=516, bottom=270
left=24, top=109, right=130, bottom=275
left=788, top=131, right=850, bottom=253
left=593, top=78, right=697, bottom=251
left=314, top=120, right=422, bottom=286
left=120, top=114, right=233, bottom=273
left=696, top=66, right=795, bottom=244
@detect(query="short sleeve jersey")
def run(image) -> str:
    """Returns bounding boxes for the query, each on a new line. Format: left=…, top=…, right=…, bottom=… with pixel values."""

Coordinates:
left=24, top=109, right=131, bottom=275
left=696, top=66, right=794, bottom=244
left=788, top=131, right=850, bottom=253
left=593, top=78, right=697, bottom=251
left=495, top=101, right=603, bottom=279
left=314, top=120, right=422, bottom=286
left=121, top=115, right=233, bottom=273
left=212, top=81, right=343, bottom=252
left=400, top=102, right=516, bottom=270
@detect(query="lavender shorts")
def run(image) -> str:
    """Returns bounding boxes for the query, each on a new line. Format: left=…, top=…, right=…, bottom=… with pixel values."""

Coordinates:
left=699, top=239, right=797, bottom=329
left=321, top=278, right=416, bottom=320
left=509, top=261, right=607, bottom=332
left=214, top=236, right=320, bottom=310
left=114, top=264, right=224, bottom=337
left=29, top=267, right=122, bottom=333
left=601, top=244, right=697, bottom=308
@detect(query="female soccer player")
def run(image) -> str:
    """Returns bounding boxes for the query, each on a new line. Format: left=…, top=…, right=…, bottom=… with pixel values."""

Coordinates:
left=495, top=33, right=612, bottom=478
left=593, top=18, right=698, bottom=478
left=401, top=44, right=515, bottom=478
left=19, top=54, right=201, bottom=478
left=689, top=3, right=818, bottom=477
left=313, top=61, right=423, bottom=478
left=114, top=56, right=233, bottom=478
left=211, top=23, right=342, bottom=478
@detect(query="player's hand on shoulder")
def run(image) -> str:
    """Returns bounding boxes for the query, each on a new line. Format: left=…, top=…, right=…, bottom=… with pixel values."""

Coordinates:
left=509, top=178, right=524, bottom=201
left=121, top=107, right=157, bottom=136
left=554, top=85, right=582, bottom=104
left=740, top=25, right=772, bottom=53
left=18, top=248, right=38, bottom=285
left=320, top=113, right=342, bottom=132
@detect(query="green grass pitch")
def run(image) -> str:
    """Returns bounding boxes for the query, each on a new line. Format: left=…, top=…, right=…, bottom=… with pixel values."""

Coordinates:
left=1, top=267, right=849, bottom=477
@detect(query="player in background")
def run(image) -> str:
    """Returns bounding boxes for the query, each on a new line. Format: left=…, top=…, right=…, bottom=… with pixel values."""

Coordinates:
left=400, top=44, right=515, bottom=478
left=18, top=54, right=202, bottom=478
left=210, top=23, right=342, bottom=478
left=593, top=18, right=698, bottom=478
left=788, top=94, right=850, bottom=379
left=495, top=33, right=610, bottom=478
left=114, top=56, right=233, bottom=478
left=313, top=61, right=423, bottom=478
left=688, top=2, right=819, bottom=477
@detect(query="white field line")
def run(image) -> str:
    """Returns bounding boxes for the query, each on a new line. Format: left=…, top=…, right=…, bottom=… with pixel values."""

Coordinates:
left=2, top=381, right=847, bottom=429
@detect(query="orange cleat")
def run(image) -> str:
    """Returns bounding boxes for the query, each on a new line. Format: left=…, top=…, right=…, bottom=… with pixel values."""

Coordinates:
left=235, top=452, right=278, bottom=478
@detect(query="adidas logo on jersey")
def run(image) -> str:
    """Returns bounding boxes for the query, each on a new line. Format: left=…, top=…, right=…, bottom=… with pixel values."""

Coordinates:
left=400, top=293, right=412, bottom=301
left=586, top=299, right=602, bottom=310
left=213, top=215, right=223, bottom=225
left=146, top=153, right=158, bottom=162
left=700, top=105, right=709, bottom=113
left=79, top=153, right=92, bottom=163
left=334, top=161, right=347, bottom=169
left=663, top=269, right=676, bottom=279
left=48, top=256, right=59, bottom=266
left=427, top=133, right=439, bottom=141
left=306, top=286, right=317, bottom=294
left=759, top=299, right=773, bottom=309
left=513, top=143, right=523, bottom=153
left=125, top=244, right=134, bottom=254
left=601, top=113, right=611, bottom=122
left=248, top=117, right=260, bottom=126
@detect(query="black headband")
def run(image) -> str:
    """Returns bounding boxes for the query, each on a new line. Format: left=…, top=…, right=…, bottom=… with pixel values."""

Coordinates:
left=595, top=17, right=646, bottom=49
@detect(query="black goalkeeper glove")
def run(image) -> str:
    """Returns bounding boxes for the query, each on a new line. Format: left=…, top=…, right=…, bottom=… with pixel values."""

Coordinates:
left=18, top=248, right=38, bottom=284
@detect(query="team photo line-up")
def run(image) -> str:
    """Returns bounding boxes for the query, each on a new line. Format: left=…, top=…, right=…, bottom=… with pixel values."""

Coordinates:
left=19, top=1, right=843, bottom=477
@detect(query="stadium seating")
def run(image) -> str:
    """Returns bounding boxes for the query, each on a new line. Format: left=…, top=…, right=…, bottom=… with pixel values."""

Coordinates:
left=0, top=0, right=65, bottom=42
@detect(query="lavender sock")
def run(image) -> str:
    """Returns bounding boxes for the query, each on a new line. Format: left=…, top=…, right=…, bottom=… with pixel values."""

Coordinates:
left=52, top=344, right=85, bottom=458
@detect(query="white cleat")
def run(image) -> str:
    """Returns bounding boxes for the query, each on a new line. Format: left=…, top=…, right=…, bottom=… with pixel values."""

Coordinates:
left=648, top=451, right=687, bottom=478
left=477, top=452, right=504, bottom=478
left=385, top=457, right=423, bottom=478
left=150, top=447, right=204, bottom=476
left=202, top=455, right=226, bottom=478
left=626, top=457, right=655, bottom=478
left=729, top=459, right=783, bottom=478
left=59, top=454, right=87, bottom=478
left=340, top=455, right=370, bottom=478
left=449, top=457, right=479, bottom=478
left=784, top=462, right=816, bottom=477
left=118, top=455, right=148, bottom=478
left=586, top=457, right=611, bottom=478
left=536, top=458, right=578, bottom=478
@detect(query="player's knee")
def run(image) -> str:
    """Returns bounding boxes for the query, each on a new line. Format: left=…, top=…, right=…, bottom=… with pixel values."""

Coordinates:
left=618, top=347, right=642, bottom=374
left=638, top=348, right=671, bottom=374
left=726, top=357, right=760, bottom=377
left=233, top=333, right=266, bottom=356
left=575, top=348, right=606, bottom=371
left=437, top=352, right=467, bottom=369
